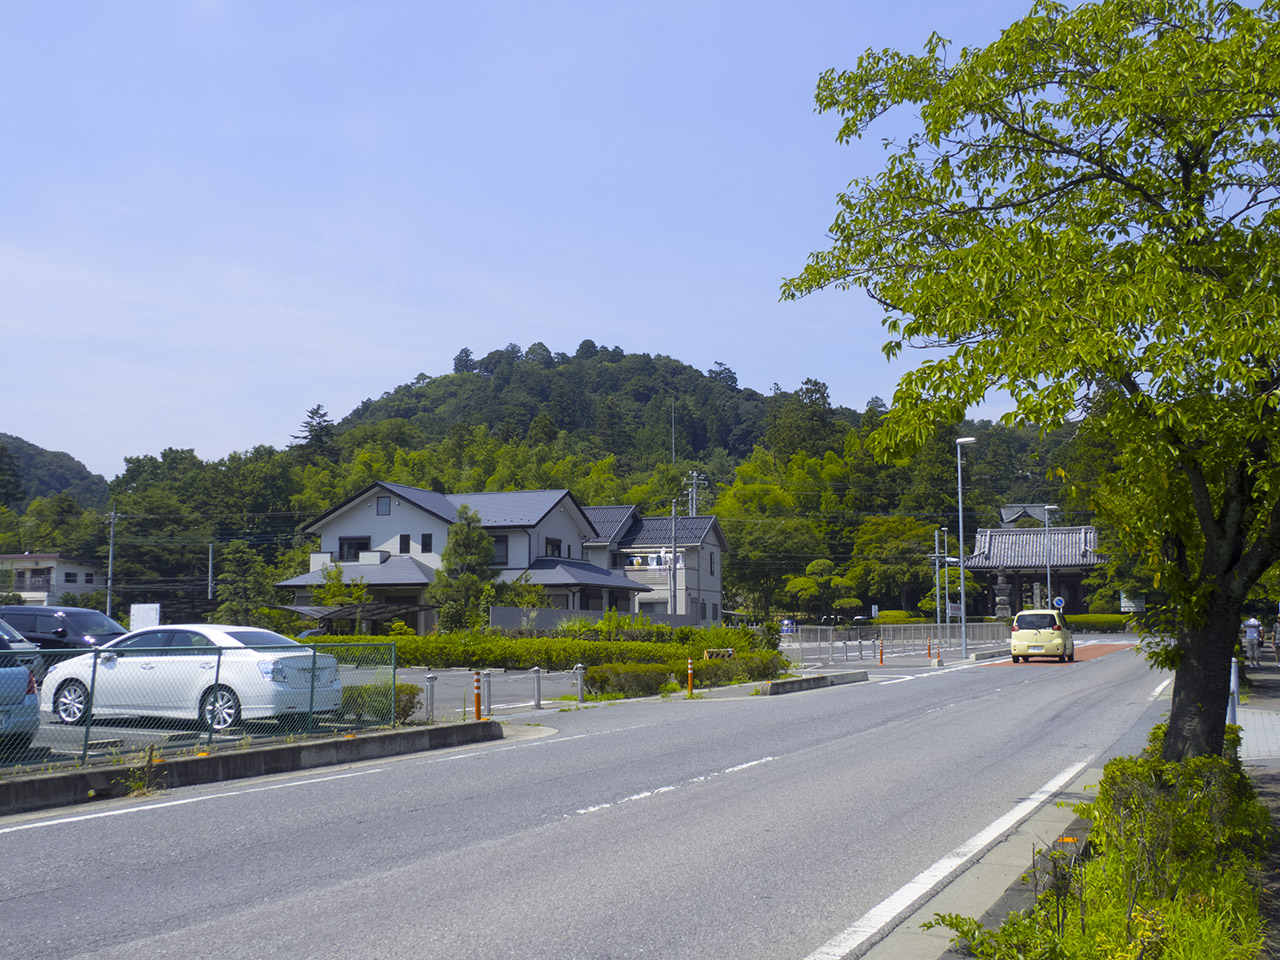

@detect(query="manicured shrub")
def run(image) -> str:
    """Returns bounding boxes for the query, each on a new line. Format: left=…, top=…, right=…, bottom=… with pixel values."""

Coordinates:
left=1064, top=613, right=1130, bottom=634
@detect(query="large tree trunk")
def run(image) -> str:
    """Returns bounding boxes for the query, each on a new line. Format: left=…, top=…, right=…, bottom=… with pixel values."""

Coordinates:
left=1162, top=600, right=1240, bottom=761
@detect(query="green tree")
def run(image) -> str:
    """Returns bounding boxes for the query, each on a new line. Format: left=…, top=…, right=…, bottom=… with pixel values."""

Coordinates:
left=783, top=559, right=861, bottom=620
left=0, top=444, right=23, bottom=509
left=291, top=405, right=338, bottom=465
left=844, top=515, right=940, bottom=612
left=430, top=505, right=497, bottom=629
left=783, top=0, right=1280, bottom=760
left=211, top=540, right=287, bottom=627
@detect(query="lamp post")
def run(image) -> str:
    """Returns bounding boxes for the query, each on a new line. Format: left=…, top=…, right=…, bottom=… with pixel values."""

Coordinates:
left=1043, top=504, right=1059, bottom=608
left=956, top=437, right=977, bottom=659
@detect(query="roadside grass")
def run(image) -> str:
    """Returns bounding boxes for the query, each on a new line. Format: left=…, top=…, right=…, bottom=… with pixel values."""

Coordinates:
left=926, top=724, right=1269, bottom=958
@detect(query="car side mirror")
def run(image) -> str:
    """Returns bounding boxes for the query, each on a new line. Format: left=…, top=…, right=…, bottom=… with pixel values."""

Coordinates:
left=102, top=651, right=118, bottom=661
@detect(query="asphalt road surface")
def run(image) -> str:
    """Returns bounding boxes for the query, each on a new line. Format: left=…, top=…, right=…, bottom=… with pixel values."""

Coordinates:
left=1, top=641, right=1165, bottom=960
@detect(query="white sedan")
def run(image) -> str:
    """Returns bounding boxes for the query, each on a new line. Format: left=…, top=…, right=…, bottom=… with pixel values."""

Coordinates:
left=40, top=625, right=343, bottom=731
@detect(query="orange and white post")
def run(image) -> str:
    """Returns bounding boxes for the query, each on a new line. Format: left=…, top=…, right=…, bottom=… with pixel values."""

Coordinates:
left=687, top=658, right=694, bottom=696
left=473, top=671, right=482, bottom=720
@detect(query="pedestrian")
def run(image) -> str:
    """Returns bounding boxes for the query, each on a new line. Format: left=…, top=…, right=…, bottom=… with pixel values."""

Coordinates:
left=1244, top=617, right=1263, bottom=668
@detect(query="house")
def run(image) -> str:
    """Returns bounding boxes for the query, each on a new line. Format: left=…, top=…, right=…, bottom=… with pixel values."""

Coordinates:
left=0, top=554, right=105, bottom=605
left=277, top=482, right=648, bottom=632
left=582, top=505, right=728, bottom=625
left=964, top=506, right=1102, bottom=616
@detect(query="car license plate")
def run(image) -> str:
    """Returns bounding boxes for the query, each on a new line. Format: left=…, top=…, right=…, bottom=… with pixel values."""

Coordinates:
left=1030, top=646, right=1044, bottom=653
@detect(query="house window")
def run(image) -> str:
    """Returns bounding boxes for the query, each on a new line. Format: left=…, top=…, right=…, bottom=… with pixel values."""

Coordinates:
left=546, top=538, right=561, bottom=558
left=399, top=534, right=411, bottom=554
left=700, top=600, right=707, bottom=621
left=338, top=537, right=371, bottom=561
left=421, top=533, right=433, bottom=553
left=712, top=603, right=719, bottom=621
left=492, top=535, right=509, bottom=565
left=709, top=552, right=716, bottom=576
left=64, top=572, right=78, bottom=584
left=610, top=551, right=622, bottom=569
left=376, top=496, right=391, bottom=516
left=85, top=573, right=94, bottom=584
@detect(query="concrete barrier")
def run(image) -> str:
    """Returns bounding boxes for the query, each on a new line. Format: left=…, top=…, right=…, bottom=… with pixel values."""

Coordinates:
left=970, top=649, right=1009, bottom=662
left=0, top=720, right=503, bottom=817
left=758, top=671, right=869, bottom=695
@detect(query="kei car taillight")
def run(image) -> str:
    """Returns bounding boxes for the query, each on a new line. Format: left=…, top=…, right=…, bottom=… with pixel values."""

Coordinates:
left=25, top=670, right=36, bottom=695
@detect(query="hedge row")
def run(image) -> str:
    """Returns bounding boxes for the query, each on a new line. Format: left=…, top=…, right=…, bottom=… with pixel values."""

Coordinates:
left=585, top=651, right=786, bottom=698
left=1064, top=613, right=1130, bottom=633
left=310, top=631, right=764, bottom=672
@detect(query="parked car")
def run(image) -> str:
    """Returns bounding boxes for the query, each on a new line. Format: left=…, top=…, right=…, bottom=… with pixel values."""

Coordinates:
left=40, top=625, right=344, bottom=731
left=0, top=617, right=45, bottom=682
left=0, top=634, right=40, bottom=755
left=1010, top=609, right=1075, bottom=663
left=0, top=605, right=127, bottom=650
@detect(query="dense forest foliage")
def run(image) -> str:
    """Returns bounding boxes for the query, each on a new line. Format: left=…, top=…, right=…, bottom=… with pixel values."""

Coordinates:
left=0, top=342, right=1128, bottom=622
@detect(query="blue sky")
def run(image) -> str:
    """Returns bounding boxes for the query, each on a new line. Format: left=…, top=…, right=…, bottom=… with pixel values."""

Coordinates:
left=0, top=1, right=1033, bottom=480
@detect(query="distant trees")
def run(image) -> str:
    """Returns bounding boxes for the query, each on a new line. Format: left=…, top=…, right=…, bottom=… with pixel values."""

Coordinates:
left=291, top=405, right=338, bottom=464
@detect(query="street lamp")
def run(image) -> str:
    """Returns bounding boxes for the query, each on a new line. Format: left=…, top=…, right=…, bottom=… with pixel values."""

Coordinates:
left=956, top=437, right=977, bottom=659
left=1043, top=504, right=1059, bottom=608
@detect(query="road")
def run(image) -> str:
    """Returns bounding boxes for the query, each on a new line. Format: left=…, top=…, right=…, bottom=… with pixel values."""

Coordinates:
left=0, top=641, right=1166, bottom=960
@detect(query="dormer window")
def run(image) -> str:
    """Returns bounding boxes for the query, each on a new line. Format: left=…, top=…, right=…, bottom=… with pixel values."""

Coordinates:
left=546, top=538, right=562, bottom=558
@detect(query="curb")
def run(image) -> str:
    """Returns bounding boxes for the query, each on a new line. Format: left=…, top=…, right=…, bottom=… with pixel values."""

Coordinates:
left=758, top=671, right=869, bottom=695
left=0, top=720, right=503, bottom=817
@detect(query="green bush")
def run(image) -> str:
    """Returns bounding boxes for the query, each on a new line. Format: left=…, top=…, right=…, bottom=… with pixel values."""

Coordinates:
left=338, top=681, right=421, bottom=724
left=928, top=723, right=1270, bottom=959
left=1064, top=613, right=1130, bottom=634
left=584, top=651, right=785, bottom=698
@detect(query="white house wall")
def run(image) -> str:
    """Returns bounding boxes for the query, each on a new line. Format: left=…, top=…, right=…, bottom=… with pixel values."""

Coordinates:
left=314, top=497, right=450, bottom=566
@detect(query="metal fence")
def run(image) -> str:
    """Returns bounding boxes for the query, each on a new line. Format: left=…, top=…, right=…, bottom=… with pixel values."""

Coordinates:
left=0, top=642, right=397, bottom=770
left=788, top=622, right=1011, bottom=664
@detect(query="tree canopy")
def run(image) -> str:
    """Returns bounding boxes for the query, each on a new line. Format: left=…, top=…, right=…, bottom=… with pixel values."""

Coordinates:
left=784, top=0, right=1280, bottom=759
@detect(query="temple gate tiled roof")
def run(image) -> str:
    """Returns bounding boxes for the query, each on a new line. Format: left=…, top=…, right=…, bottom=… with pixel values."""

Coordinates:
left=966, top=525, right=1101, bottom=570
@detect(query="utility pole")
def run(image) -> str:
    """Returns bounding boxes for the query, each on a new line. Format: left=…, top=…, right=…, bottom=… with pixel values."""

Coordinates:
left=106, top=506, right=117, bottom=618
left=683, top=471, right=708, bottom=516
left=669, top=499, right=678, bottom=619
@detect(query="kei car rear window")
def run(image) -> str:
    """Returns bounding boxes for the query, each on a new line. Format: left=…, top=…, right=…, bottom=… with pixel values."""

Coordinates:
left=1015, top=614, right=1057, bottom=630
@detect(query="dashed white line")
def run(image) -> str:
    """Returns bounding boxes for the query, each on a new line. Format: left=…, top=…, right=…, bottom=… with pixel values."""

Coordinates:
left=570, top=756, right=777, bottom=817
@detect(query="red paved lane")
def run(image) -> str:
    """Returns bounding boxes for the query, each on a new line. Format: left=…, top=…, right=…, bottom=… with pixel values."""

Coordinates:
left=985, top=642, right=1137, bottom=666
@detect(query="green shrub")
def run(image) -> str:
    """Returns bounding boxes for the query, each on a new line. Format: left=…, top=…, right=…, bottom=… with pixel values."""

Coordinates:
left=339, top=681, right=420, bottom=724
left=1064, top=613, right=1130, bottom=634
left=584, top=651, right=785, bottom=699
left=872, top=610, right=922, bottom=624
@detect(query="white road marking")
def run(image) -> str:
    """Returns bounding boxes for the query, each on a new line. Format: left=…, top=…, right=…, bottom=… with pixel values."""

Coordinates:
left=1151, top=678, right=1172, bottom=700
left=570, top=756, right=777, bottom=817
left=802, top=760, right=1090, bottom=960
left=0, top=769, right=384, bottom=836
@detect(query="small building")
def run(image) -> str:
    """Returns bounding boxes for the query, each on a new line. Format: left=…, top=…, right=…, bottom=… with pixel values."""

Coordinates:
left=0, top=554, right=104, bottom=605
left=964, top=507, right=1102, bottom=616
left=583, top=505, right=728, bottom=626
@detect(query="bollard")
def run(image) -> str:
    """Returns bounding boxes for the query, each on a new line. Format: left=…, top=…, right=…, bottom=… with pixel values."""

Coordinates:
left=575, top=663, right=585, bottom=703
left=927, top=636, right=932, bottom=660
left=474, top=671, right=482, bottom=720
left=1229, top=658, right=1239, bottom=725
left=532, top=666, right=542, bottom=710
left=879, top=636, right=884, bottom=666
left=687, top=657, right=694, bottom=696
left=481, top=670, right=492, bottom=715
left=424, top=674, right=436, bottom=724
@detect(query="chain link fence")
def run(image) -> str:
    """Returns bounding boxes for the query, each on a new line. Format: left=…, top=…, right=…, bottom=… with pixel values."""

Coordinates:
left=0, top=641, right=396, bottom=770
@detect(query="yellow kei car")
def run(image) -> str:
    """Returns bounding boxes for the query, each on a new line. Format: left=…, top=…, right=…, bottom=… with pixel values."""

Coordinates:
left=1010, top=609, right=1075, bottom=663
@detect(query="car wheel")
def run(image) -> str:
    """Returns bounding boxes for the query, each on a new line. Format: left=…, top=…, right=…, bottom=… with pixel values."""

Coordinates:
left=1068, top=650, right=1075, bottom=662
left=201, top=687, right=241, bottom=731
left=1059, top=653, right=1067, bottom=662
left=1011, top=655, right=1019, bottom=663
left=55, top=679, right=90, bottom=725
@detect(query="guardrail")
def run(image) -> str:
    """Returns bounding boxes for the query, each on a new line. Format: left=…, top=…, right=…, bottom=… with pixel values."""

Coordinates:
left=789, top=623, right=1011, bottom=664
left=0, top=642, right=396, bottom=770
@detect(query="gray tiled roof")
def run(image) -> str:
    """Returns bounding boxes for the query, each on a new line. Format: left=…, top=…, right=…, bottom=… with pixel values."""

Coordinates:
left=582, top=505, right=638, bottom=545
left=497, top=558, right=651, bottom=592
left=277, top=555, right=437, bottom=588
left=448, top=489, right=575, bottom=527
left=966, top=526, right=1101, bottom=570
left=620, top=515, right=723, bottom=549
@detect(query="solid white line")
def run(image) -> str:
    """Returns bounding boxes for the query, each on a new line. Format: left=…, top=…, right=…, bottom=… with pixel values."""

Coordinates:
left=0, top=769, right=384, bottom=836
left=1151, top=679, right=1172, bottom=700
left=802, top=760, right=1089, bottom=960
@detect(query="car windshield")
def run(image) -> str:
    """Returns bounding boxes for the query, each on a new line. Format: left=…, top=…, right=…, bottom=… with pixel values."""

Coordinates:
left=62, top=611, right=127, bottom=635
left=1016, top=614, right=1058, bottom=630
left=0, top=618, right=26, bottom=643
left=223, top=629, right=300, bottom=648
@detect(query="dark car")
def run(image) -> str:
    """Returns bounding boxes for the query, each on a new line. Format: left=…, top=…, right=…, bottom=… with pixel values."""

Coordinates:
left=0, top=606, right=127, bottom=650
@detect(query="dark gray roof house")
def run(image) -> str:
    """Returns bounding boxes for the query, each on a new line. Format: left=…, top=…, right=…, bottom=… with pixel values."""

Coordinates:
left=277, top=482, right=650, bottom=632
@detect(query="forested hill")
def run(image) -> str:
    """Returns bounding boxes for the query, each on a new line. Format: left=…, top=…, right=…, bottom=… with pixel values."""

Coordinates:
left=0, top=433, right=108, bottom=512
left=337, top=342, right=861, bottom=473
